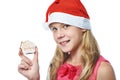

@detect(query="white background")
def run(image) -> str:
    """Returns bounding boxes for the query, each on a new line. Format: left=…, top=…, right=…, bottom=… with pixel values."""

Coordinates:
left=0, top=0, right=119, bottom=80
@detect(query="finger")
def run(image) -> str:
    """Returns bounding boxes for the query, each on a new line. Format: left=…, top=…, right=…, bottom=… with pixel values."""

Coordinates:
left=21, top=60, right=31, bottom=69
left=22, top=56, right=33, bottom=66
left=33, top=47, right=39, bottom=63
left=18, top=48, right=24, bottom=57
left=18, top=64, right=31, bottom=76
left=19, top=48, right=32, bottom=66
left=18, top=63, right=30, bottom=73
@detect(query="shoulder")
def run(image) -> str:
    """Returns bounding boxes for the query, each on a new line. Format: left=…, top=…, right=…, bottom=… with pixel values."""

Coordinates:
left=97, top=62, right=116, bottom=80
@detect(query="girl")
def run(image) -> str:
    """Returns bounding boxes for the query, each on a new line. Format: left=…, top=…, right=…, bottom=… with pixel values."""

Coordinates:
left=18, top=0, right=116, bottom=80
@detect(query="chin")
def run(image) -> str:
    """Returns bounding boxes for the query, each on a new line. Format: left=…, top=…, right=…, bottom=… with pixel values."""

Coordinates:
left=61, top=49, right=71, bottom=53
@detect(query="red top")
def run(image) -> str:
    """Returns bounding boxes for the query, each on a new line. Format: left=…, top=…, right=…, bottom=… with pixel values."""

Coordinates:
left=57, top=56, right=109, bottom=80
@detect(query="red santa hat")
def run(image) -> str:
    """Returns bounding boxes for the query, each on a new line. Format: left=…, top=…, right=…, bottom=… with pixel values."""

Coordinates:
left=44, top=0, right=91, bottom=29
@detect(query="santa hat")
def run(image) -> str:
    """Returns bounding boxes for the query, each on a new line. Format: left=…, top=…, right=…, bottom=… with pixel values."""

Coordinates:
left=44, top=0, right=91, bottom=29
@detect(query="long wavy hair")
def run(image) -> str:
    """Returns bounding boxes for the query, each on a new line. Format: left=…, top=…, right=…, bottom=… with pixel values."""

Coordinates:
left=47, top=30, right=100, bottom=80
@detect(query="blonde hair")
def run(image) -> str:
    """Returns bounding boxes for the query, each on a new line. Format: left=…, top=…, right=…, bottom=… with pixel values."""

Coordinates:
left=48, top=30, right=100, bottom=80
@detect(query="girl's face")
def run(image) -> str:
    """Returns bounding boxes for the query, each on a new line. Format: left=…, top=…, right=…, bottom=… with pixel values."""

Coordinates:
left=49, top=22, right=86, bottom=53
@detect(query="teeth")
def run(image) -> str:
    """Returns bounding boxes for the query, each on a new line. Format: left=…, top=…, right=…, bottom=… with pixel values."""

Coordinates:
left=61, top=41, right=67, bottom=44
left=60, top=40, right=70, bottom=45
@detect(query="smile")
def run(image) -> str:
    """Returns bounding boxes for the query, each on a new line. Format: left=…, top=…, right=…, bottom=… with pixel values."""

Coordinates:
left=59, top=40, right=70, bottom=46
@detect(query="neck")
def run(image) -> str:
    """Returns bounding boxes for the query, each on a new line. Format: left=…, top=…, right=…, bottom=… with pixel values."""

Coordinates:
left=66, top=48, right=83, bottom=66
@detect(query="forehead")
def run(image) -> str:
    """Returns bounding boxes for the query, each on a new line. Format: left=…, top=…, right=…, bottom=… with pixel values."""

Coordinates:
left=49, top=22, right=65, bottom=27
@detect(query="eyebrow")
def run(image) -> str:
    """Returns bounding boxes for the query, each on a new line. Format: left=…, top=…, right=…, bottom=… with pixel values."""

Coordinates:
left=49, top=23, right=62, bottom=28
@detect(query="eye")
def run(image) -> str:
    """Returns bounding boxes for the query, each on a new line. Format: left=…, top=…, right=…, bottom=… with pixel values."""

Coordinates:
left=50, top=27, right=58, bottom=32
left=63, top=24, right=70, bottom=29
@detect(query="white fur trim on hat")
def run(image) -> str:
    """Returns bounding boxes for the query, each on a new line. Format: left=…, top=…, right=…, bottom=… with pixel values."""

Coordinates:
left=44, top=12, right=91, bottom=30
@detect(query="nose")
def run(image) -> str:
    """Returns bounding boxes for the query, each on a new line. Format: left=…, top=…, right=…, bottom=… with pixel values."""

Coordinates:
left=56, top=29, right=65, bottom=39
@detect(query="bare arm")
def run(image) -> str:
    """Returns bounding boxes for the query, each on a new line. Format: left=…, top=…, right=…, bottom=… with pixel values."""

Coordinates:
left=97, top=62, right=116, bottom=80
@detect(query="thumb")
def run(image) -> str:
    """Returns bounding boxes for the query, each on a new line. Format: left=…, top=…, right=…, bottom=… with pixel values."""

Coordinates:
left=33, top=47, right=39, bottom=63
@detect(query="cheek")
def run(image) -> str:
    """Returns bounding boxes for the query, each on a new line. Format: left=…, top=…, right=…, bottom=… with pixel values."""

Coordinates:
left=70, top=31, right=83, bottom=43
left=66, top=31, right=77, bottom=38
left=53, top=34, right=57, bottom=42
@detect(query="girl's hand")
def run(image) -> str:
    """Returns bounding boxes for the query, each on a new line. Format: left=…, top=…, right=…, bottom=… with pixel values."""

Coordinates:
left=18, top=47, right=40, bottom=80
